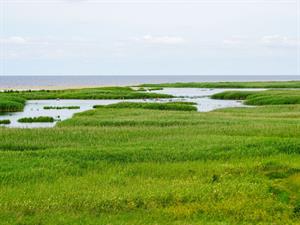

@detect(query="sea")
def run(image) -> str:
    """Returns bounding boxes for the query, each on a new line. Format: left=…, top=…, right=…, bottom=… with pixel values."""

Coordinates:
left=0, top=75, right=299, bottom=89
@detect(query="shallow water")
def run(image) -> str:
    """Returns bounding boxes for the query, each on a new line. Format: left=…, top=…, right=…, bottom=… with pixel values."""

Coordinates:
left=0, top=100, right=121, bottom=128
left=152, top=88, right=265, bottom=112
left=0, top=88, right=264, bottom=128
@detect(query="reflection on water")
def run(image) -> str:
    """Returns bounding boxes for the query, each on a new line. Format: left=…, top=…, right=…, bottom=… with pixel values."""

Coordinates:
left=0, top=88, right=264, bottom=128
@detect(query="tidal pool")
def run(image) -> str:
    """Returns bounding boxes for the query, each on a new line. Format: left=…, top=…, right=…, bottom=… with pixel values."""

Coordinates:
left=0, top=88, right=264, bottom=128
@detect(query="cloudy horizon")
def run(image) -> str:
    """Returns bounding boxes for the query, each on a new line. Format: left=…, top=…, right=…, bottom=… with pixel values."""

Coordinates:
left=0, top=0, right=299, bottom=75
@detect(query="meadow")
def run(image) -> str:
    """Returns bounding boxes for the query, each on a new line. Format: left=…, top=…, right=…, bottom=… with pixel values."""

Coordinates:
left=1, top=87, right=171, bottom=100
left=212, top=90, right=300, bottom=105
left=140, top=80, right=300, bottom=88
left=0, top=82, right=299, bottom=224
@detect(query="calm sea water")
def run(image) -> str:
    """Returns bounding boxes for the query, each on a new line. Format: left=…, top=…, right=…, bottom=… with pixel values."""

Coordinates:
left=0, top=75, right=299, bottom=89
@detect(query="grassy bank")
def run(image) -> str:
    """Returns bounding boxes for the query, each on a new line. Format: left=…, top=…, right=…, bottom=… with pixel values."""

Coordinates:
left=93, top=102, right=197, bottom=111
left=0, top=87, right=172, bottom=101
left=0, top=95, right=26, bottom=112
left=18, top=116, right=55, bottom=123
left=212, top=90, right=300, bottom=105
left=140, top=80, right=300, bottom=88
left=0, top=101, right=299, bottom=224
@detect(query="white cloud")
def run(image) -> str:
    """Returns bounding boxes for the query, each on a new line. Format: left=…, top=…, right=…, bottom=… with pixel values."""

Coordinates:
left=223, top=35, right=300, bottom=48
left=261, top=35, right=300, bottom=47
left=0, top=36, right=28, bottom=45
left=0, top=36, right=97, bottom=60
left=223, top=35, right=249, bottom=46
left=133, top=35, right=186, bottom=45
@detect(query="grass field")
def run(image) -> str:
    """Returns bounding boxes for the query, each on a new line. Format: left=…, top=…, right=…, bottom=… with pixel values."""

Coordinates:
left=0, top=101, right=300, bottom=224
left=140, top=80, right=300, bottom=88
left=0, top=83, right=300, bottom=224
left=212, top=90, right=300, bottom=105
left=1, top=87, right=171, bottom=100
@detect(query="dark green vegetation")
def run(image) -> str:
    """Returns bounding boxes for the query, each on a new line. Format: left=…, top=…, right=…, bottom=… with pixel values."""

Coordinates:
left=212, top=90, right=300, bottom=105
left=44, top=106, right=80, bottom=110
left=18, top=116, right=55, bottom=123
left=140, top=80, right=300, bottom=88
left=0, top=119, right=10, bottom=125
left=0, top=101, right=299, bottom=224
left=0, top=87, right=171, bottom=101
left=93, top=102, right=197, bottom=111
left=0, top=95, right=26, bottom=112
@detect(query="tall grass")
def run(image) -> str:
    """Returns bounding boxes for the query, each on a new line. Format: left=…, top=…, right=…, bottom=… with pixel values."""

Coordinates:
left=93, top=102, right=197, bottom=111
left=140, top=81, right=300, bottom=88
left=0, top=86, right=300, bottom=224
left=212, top=90, right=300, bottom=105
left=18, top=116, right=55, bottom=123
left=0, top=119, right=10, bottom=124
left=0, top=95, right=26, bottom=112
left=0, top=86, right=172, bottom=100
left=0, top=104, right=299, bottom=224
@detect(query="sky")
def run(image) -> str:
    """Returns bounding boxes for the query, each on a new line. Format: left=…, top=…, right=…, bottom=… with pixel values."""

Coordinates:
left=0, top=0, right=299, bottom=76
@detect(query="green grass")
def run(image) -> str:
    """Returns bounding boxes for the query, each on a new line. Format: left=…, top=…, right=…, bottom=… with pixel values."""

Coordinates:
left=0, top=83, right=300, bottom=224
left=212, top=90, right=300, bottom=105
left=140, top=80, right=300, bottom=88
left=43, top=106, right=80, bottom=110
left=0, top=101, right=299, bottom=224
left=0, top=95, right=26, bottom=112
left=93, top=102, right=197, bottom=111
left=18, top=116, right=55, bottom=123
left=0, top=120, right=10, bottom=125
left=0, top=87, right=172, bottom=101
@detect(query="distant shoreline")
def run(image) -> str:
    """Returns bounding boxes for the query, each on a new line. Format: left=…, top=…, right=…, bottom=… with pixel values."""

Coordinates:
left=0, top=84, right=118, bottom=91
left=1, top=75, right=299, bottom=91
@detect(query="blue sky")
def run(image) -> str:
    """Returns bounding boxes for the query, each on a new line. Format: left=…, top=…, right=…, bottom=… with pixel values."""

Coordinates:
left=0, top=0, right=299, bottom=75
